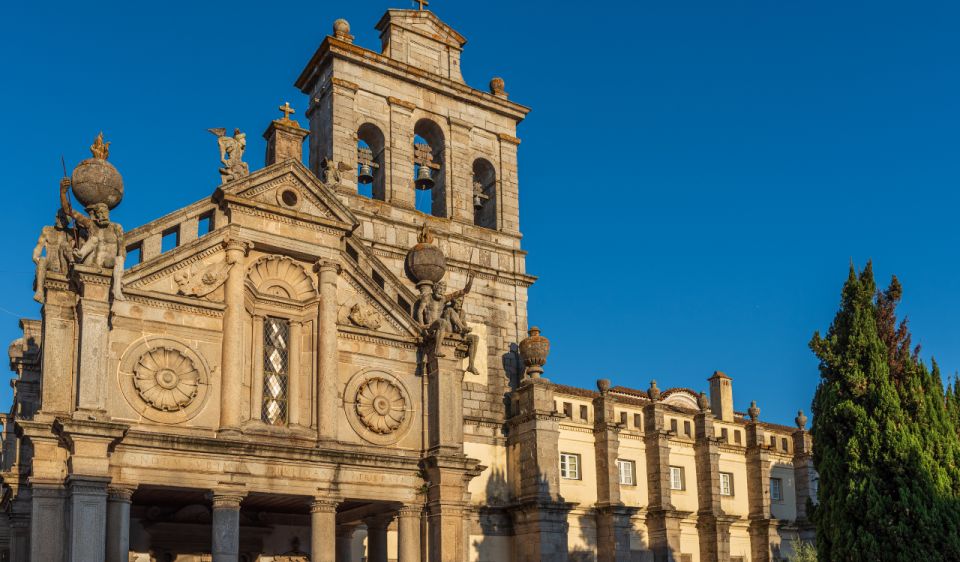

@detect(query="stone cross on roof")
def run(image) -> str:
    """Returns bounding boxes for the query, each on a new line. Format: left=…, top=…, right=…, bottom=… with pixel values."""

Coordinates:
left=278, top=102, right=295, bottom=122
left=416, top=0, right=429, bottom=10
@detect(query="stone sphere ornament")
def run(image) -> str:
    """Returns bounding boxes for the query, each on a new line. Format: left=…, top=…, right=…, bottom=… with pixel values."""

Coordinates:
left=405, top=223, right=446, bottom=284
left=70, top=132, right=124, bottom=210
left=133, top=347, right=200, bottom=411
left=519, top=326, right=550, bottom=379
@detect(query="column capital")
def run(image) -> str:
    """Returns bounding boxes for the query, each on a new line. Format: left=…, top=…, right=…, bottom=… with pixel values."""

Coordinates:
left=398, top=505, right=423, bottom=518
left=107, top=485, right=136, bottom=502
left=310, top=498, right=339, bottom=514
left=315, top=259, right=342, bottom=276
left=223, top=238, right=253, bottom=257
left=210, top=491, right=246, bottom=510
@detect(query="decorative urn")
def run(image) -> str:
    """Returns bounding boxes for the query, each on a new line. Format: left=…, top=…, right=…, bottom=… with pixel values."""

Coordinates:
left=405, top=224, right=446, bottom=284
left=697, top=391, right=710, bottom=412
left=70, top=132, right=124, bottom=210
left=647, top=380, right=661, bottom=401
left=518, top=326, right=550, bottom=380
left=747, top=400, right=761, bottom=422
left=795, top=410, right=808, bottom=430
left=596, top=378, right=611, bottom=395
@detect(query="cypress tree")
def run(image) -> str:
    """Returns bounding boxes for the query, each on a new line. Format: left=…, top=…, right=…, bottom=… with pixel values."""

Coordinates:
left=810, top=263, right=960, bottom=561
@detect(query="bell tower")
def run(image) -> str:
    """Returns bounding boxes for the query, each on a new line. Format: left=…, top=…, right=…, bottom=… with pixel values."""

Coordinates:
left=294, top=7, right=529, bottom=235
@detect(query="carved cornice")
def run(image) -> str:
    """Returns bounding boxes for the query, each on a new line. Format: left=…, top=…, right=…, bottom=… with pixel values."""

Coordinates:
left=121, top=288, right=225, bottom=318
left=340, top=330, right=417, bottom=350
left=228, top=202, right=345, bottom=237
left=497, top=133, right=521, bottom=145
left=331, top=77, right=359, bottom=92
left=128, top=240, right=226, bottom=289
left=386, top=96, right=417, bottom=111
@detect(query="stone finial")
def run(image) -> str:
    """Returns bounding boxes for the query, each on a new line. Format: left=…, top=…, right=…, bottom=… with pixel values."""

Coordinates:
left=647, top=380, right=661, bottom=401
left=747, top=400, right=760, bottom=422
left=697, top=391, right=710, bottom=413
left=519, top=327, right=550, bottom=380
left=209, top=128, right=250, bottom=184
left=597, top=379, right=611, bottom=395
left=333, top=18, right=354, bottom=43
left=71, top=132, right=124, bottom=210
left=263, top=103, right=308, bottom=166
left=795, top=409, right=808, bottom=430
left=489, top=77, right=508, bottom=99
left=405, top=223, right=446, bottom=285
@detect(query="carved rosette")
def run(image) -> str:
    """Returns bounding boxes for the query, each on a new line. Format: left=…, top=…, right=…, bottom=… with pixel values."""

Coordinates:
left=355, top=378, right=406, bottom=434
left=133, top=348, right=200, bottom=411
left=343, top=369, right=413, bottom=446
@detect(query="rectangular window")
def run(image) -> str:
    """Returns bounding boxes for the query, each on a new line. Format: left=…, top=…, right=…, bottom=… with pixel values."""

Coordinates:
left=560, top=453, right=581, bottom=480
left=770, top=477, right=783, bottom=501
left=125, top=243, right=142, bottom=269
left=617, top=459, right=636, bottom=486
left=721, top=428, right=729, bottom=443
left=782, top=437, right=790, bottom=452
left=580, top=405, right=589, bottom=421
left=397, top=295, right=411, bottom=314
left=670, top=419, right=678, bottom=434
left=346, top=243, right=359, bottom=263
left=262, top=317, right=290, bottom=426
left=770, top=435, right=777, bottom=448
left=619, top=411, right=627, bottom=426
left=720, top=472, right=734, bottom=496
left=161, top=226, right=179, bottom=253
left=669, top=466, right=685, bottom=490
left=634, top=413, right=642, bottom=429
left=734, top=430, right=742, bottom=445
left=197, top=211, right=214, bottom=236
left=683, top=420, right=692, bottom=437
left=372, top=270, right=385, bottom=289
left=563, top=402, right=573, bottom=418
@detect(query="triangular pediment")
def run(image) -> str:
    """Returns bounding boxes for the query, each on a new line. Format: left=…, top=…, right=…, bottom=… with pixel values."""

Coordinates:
left=218, top=159, right=359, bottom=232
left=337, top=244, right=422, bottom=340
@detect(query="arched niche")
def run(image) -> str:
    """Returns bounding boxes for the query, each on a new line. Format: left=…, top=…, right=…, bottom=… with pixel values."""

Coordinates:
left=472, top=158, right=497, bottom=229
left=357, top=123, right=386, bottom=201
left=413, top=118, right=446, bottom=218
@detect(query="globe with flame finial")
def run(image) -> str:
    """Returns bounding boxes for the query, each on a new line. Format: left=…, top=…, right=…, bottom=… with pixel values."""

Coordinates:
left=70, top=132, right=124, bottom=210
left=404, top=223, right=446, bottom=284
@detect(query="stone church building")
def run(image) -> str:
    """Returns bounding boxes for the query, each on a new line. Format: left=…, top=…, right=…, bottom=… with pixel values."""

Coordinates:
left=0, top=7, right=815, bottom=562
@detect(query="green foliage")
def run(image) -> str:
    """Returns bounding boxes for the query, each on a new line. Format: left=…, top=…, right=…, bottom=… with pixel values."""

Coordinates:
left=810, top=263, right=960, bottom=561
left=788, top=541, right=818, bottom=562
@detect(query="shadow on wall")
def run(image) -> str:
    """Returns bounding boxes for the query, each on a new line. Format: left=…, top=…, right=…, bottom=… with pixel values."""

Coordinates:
left=471, top=468, right=511, bottom=562
left=569, top=513, right=598, bottom=562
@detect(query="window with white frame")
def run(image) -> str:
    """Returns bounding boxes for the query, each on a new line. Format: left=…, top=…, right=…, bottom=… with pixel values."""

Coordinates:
left=770, top=477, right=783, bottom=501
left=617, top=459, right=636, bottom=486
left=720, top=472, right=734, bottom=496
left=669, top=466, right=685, bottom=490
left=560, top=453, right=581, bottom=480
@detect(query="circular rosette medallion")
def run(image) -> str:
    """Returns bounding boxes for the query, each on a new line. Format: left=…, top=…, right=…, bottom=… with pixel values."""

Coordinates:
left=118, top=337, right=210, bottom=424
left=356, top=378, right=406, bottom=434
left=343, top=369, right=413, bottom=445
left=133, top=348, right=200, bottom=411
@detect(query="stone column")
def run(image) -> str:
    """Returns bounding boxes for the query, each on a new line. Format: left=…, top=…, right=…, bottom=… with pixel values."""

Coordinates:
left=335, top=526, right=355, bottom=562
left=315, top=260, right=340, bottom=441
left=220, top=239, right=250, bottom=433
left=592, top=383, right=633, bottom=562
left=447, top=117, right=473, bottom=224
left=30, top=484, right=66, bottom=562
left=364, top=514, right=392, bottom=562
left=506, top=378, right=572, bottom=562
left=792, top=426, right=815, bottom=524
left=73, top=265, right=114, bottom=416
left=310, top=499, right=338, bottom=562
left=67, top=476, right=110, bottom=562
left=39, top=273, right=76, bottom=414
left=397, top=506, right=422, bottom=562
left=425, top=353, right=464, bottom=454
left=642, top=402, right=684, bottom=562
left=387, top=97, right=416, bottom=209
left=694, top=411, right=733, bottom=562
left=250, top=313, right=265, bottom=422
left=211, top=492, right=245, bottom=562
left=106, top=486, right=134, bottom=562
left=746, top=422, right=779, bottom=562
left=289, top=320, right=303, bottom=427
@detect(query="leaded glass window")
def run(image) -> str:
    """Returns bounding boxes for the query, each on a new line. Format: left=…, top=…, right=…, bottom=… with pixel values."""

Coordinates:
left=262, top=317, right=290, bottom=425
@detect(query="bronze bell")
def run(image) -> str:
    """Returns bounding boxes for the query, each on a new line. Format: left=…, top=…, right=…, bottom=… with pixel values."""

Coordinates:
left=415, top=165, right=434, bottom=190
left=473, top=194, right=484, bottom=209
left=357, top=162, right=374, bottom=184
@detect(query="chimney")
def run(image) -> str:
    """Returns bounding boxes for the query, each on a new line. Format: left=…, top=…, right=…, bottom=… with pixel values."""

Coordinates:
left=263, top=102, right=309, bottom=166
left=708, top=371, right=734, bottom=422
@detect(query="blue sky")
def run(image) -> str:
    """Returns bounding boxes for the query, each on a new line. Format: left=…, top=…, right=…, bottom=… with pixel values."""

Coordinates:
left=1, top=1, right=958, bottom=425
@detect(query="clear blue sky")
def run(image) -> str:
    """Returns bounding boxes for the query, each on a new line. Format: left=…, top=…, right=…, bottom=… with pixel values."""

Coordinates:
left=1, top=1, right=958, bottom=426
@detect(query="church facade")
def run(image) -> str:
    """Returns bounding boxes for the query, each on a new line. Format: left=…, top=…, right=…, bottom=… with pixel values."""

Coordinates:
left=0, top=7, right=815, bottom=562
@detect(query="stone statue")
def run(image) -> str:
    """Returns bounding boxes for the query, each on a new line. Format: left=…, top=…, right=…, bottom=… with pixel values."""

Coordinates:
left=414, top=273, right=474, bottom=359
left=32, top=210, right=74, bottom=303
left=320, top=157, right=351, bottom=185
left=60, top=177, right=125, bottom=301
left=208, top=128, right=250, bottom=184
left=444, top=292, right=480, bottom=375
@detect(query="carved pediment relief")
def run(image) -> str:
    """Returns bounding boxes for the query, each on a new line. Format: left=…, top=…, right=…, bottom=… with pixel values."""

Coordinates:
left=337, top=279, right=400, bottom=336
left=247, top=255, right=316, bottom=301
left=174, top=259, right=232, bottom=298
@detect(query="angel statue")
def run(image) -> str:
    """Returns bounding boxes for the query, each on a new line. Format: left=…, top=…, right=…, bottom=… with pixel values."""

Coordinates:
left=208, top=128, right=250, bottom=184
left=413, top=272, right=475, bottom=360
